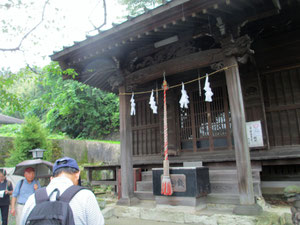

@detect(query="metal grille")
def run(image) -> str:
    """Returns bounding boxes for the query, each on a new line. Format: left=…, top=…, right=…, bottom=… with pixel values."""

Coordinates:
left=262, top=67, right=300, bottom=146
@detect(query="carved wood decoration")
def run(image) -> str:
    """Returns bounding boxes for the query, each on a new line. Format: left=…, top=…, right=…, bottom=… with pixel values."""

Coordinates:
left=221, top=35, right=254, bottom=64
left=125, top=49, right=224, bottom=87
left=124, top=40, right=198, bottom=73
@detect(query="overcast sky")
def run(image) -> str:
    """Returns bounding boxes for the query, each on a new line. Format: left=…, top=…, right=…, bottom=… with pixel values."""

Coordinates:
left=0, top=0, right=127, bottom=72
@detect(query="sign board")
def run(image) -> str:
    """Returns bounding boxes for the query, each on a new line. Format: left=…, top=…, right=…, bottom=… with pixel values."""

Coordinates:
left=160, top=174, right=186, bottom=192
left=246, top=120, right=264, bottom=147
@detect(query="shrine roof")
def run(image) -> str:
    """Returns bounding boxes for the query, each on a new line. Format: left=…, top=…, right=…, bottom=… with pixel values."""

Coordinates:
left=50, top=0, right=297, bottom=92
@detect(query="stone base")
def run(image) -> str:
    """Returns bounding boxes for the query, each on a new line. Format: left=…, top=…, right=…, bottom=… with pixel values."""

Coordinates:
left=233, top=204, right=263, bottom=215
left=117, top=197, right=140, bottom=206
left=155, top=196, right=206, bottom=208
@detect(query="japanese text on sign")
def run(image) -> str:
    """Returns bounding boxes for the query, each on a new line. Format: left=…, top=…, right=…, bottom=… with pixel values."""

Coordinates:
left=246, top=120, right=264, bottom=147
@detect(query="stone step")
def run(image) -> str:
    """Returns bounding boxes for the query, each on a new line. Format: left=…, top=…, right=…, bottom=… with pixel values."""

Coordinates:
left=209, top=169, right=260, bottom=182
left=142, top=171, right=152, bottom=181
left=136, top=181, right=153, bottom=192
left=206, top=193, right=240, bottom=205
left=134, top=191, right=154, bottom=200
left=210, top=180, right=261, bottom=195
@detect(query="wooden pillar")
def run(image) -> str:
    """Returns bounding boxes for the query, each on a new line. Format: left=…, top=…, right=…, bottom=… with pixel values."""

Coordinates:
left=117, top=85, right=138, bottom=205
left=87, top=168, right=92, bottom=184
left=224, top=56, right=255, bottom=205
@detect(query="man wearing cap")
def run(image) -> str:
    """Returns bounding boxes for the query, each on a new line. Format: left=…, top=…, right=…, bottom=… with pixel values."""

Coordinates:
left=11, top=167, right=40, bottom=225
left=21, top=157, right=104, bottom=225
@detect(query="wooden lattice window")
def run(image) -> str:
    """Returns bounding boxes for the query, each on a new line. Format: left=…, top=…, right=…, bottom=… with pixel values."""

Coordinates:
left=179, top=85, right=232, bottom=152
left=261, top=67, right=300, bottom=146
left=131, top=96, right=160, bottom=156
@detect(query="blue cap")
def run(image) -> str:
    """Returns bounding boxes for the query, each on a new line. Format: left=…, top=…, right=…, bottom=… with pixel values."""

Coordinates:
left=53, top=157, right=79, bottom=174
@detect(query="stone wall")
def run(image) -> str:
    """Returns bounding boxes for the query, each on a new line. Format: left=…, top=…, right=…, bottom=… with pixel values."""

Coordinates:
left=0, top=137, right=120, bottom=166
left=55, top=139, right=120, bottom=164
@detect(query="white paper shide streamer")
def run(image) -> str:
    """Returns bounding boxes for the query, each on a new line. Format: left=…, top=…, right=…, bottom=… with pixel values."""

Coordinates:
left=179, top=82, right=189, bottom=109
left=204, top=74, right=213, bottom=102
left=149, top=89, right=158, bottom=114
left=130, top=93, right=136, bottom=116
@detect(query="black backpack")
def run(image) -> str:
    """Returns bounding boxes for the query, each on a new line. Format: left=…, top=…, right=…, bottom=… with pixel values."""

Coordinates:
left=25, top=185, right=85, bottom=225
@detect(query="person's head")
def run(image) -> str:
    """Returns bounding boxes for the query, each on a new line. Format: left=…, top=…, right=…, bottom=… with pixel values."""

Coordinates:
left=0, top=169, right=7, bottom=182
left=24, top=167, right=35, bottom=183
left=53, top=157, right=80, bottom=185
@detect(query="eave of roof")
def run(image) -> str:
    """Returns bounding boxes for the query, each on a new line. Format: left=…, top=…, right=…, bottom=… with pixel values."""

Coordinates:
left=50, top=0, right=190, bottom=61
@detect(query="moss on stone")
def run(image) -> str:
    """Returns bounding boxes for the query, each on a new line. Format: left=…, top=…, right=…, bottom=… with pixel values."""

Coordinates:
left=256, top=212, right=293, bottom=225
left=284, top=185, right=300, bottom=194
left=79, top=147, right=89, bottom=164
left=256, top=212, right=280, bottom=225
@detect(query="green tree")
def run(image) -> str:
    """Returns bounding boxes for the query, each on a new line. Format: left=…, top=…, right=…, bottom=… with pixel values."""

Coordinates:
left=0, top=69, right=25, bottom=115
left=0, top=67, right=37, bottom=117
left=27, top=62, right=119, bottom=139
left=5, top=116, right=52, bottom=166
left=118, top=0, right=163, bottom=16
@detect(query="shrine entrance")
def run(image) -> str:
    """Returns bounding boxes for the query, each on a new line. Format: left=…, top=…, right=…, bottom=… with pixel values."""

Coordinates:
left=176, top=71, right=233, bottom=153
left=178, top=85, right=232, bottom=152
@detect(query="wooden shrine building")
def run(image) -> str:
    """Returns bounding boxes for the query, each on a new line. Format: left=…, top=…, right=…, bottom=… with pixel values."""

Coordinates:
left=51, top=0, right=300, bottom=210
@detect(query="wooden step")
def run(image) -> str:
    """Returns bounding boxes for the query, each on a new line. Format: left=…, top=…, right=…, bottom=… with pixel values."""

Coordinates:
left=210, top=180, right=261, bottom=195
left=134, top=191, right=154, bottom=200
left=136, top=181, right=153, bottom=192
left=142, top=171, right=152, bottom=181
left=209, top=169, right=260, bottom=182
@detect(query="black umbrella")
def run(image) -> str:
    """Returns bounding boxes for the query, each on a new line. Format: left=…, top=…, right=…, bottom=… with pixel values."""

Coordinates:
left=13, top=159, right=53, bottom=178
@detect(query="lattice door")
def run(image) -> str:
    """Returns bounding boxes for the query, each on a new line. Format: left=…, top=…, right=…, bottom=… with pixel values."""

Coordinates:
left=179, top=85, right=232, bottom=152
left=131, top=95, right=160, bottom=156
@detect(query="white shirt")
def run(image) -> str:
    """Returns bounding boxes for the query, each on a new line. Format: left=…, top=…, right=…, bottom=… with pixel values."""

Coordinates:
left=21, top=176, right=104, bottom=225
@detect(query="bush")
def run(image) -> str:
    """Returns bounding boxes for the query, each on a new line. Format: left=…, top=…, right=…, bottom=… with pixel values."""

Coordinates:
left=5, top=116, right=52, bottom=166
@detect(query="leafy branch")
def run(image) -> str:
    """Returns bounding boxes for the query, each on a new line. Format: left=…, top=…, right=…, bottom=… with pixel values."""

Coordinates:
left=0, top=0, right=50, bottom=52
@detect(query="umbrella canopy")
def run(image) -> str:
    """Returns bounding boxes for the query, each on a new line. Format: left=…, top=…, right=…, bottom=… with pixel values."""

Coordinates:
left=13, top=159, right=53, bottom=178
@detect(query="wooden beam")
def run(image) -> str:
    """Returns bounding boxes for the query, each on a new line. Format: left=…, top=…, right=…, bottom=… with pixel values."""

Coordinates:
left=224, top=56, right=255, bottom=205
left=118, top=85, right=135, bottom=205
left=125, top=49, right=223, bottom=86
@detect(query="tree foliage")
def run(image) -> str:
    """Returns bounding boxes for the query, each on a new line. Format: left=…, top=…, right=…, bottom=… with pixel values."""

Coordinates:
left=40, top=63, right=119, bottom=139
left=5, top=116, right=52, bottom=166
left=0, top=69, right=26, bottom=115
left=1, top=62, right=119, bottom=140
left=118, top=0, right=163, bottom=16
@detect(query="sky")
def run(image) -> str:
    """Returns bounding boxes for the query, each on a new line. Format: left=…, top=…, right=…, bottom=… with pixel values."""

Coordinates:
left=0, top=0, right=127, bottom=72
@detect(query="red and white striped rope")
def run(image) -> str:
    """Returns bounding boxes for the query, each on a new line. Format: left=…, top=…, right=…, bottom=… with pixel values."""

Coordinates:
left=163, top=80, right=168, bottom=161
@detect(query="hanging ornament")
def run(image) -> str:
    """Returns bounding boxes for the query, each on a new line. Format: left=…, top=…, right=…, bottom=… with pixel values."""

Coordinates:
left=149, top=89, right=158, bottom=114
left=179, top=82, right=189, bottom=109
left=130, top=93, right=136, bottom=116
left=204, top=73, right=213, bottom=102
